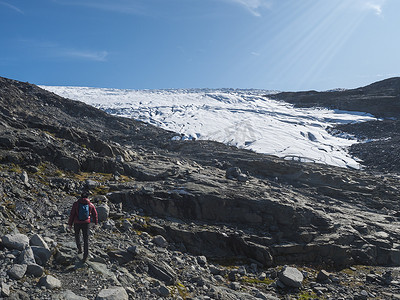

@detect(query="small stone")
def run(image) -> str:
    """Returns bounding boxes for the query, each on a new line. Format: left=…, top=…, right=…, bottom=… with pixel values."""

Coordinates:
left=8, top=264, right=27, bottom=280
left=1, top=282, right=10, bottom=297
left=238, top=266, right=247, bottom=276
left=258, top=272, right=267, bottom=280
left=58, top=290, right=89, bottom=300
left=197, top=255, right=207, bottom=266
left=153, top=235, right=168, bottom=248
left=229, top=282, right=241, bottom=290
left=214, top=275, right=225, bottom=282
left=316, top=270, right=331, bottom=283
left=96, top=286, right=129, bottom=300
left=157, top=285, right=170, bottom=297
left=39, top=275, right=62, bottom=289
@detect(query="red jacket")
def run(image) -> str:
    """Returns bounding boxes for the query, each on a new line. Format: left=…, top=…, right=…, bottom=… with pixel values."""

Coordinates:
left=68, top=198, right=98, bottom=226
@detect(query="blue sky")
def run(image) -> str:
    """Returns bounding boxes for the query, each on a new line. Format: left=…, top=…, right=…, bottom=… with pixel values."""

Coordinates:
left=0, top=0, right=399, bottom=91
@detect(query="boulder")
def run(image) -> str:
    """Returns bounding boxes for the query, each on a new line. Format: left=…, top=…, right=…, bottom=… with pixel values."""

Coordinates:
left=56, top=290, right=89, bottom=300
left=30, top=233, right=50, bottom=250
left=20, top=171, right=30, bottom=186
left=1, top=282, right=10, bottom=297
left=31, top=246, right=52, bottom=265
left=39, top=275, right=62, bottom=289
left=58, top=156, right=80, bottom=173
left=2, top=233, right=29, bottom=250
left=8, top=264, right=27, bottom=280
left=147, top=260, right=177, bottom=285
left=278, top=266, right=303, bottom=288
left=153, top=235, right=168, bottom=248
left=316, top=269, right=331, bottom=283
left=226, top=167, right=241, bottom=180
left=197, top=255, right=207, bottom=266
left=97, top=204, right=110, bottom=222
left=26, top=263, right=44, bottom=277
left=17, top=247, right=36, bottom=265
left=96, top=287, right=129, bottom=300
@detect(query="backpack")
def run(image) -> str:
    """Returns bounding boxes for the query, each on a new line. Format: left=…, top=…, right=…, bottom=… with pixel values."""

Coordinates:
left=78, top=202, right=90, bottom=221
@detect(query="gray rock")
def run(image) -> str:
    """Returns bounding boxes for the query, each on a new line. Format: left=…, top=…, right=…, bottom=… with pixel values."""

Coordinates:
left=255, top=291, right=280, bottom=300
left=54, top=247, right=74, bottom=266
left=86, top=261, right=119, bottom=284
left=122, top=219, right=132, bottom=231
left=1, top=233, right=29, bottom=250
left=229, top=282, right=241, bottom=290
left=8, top=264, right=27, bottom=280
left=95, top=286, right=129, bottom=300
left=316, top=269, right=331, bottom=283
left=237, top=173, right=249, bottom=182
left=17, top=247, right=36, bottom=265
left=39, top=275, right=62, bottom=289
left=1, top=282, right=10, bottom=297
left=102, top=219, right=115, bottom=230
left=56, top=290, right=89, bottom=300
left=31, top=245, right=52, bottom=265
left=147, top=260, right=177, bottom=285
left=26, top=263, right=44, bottom=277
left=197, top=255, right=207, bottom=266
left=153, top=235, right=168, bottom=248
left=278, top=266, right=303, bottom=288
left=97, top=204, right=110, bottom=222
left=226, top=167, right=242, bottom=180
left=21, top=171, right=30, bottom=186
left=238, top=265, right=247, bottom=275
left=30, top=233, right=50, bottom=250
left=155, top=285, right=170, bottom=297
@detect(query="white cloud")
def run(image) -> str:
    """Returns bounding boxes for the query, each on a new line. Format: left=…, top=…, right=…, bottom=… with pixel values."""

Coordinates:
left=17, top=39, right=108, bottom=62
left=221, top=0, right=273, bottom=17
left=0, top=1, right=23, bottom=14
left=362, top=0, right=386, bottom=16
left=63, top=50, right=109, bottom=61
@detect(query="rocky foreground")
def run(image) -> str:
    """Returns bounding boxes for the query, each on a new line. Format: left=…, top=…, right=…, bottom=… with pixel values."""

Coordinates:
left=1, top=76, right=400, bottom=299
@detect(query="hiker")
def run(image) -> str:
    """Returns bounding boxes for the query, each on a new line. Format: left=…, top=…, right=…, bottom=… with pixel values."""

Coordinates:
left=68, top=192, right=98, bottom=261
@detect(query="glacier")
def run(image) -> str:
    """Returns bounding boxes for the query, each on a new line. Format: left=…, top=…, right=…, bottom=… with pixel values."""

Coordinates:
left=41, top=86, right=376, bottom=169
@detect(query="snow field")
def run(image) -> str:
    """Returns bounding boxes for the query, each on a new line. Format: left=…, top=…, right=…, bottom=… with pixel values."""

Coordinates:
left=42, top=86, right=376, bottom=169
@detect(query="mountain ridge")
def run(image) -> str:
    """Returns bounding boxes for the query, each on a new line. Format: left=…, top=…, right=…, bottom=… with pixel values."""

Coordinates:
left=270, top=77, right=400, bottom=118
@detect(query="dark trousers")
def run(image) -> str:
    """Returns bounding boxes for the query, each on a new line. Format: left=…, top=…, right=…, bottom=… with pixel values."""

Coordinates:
left=74, top=223, right=89, bottom=258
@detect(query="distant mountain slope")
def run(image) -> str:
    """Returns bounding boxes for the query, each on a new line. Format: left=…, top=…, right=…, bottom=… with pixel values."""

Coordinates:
left=271, top=77, right=400, bottom=173
left=270, top=77, right=400, bottom=118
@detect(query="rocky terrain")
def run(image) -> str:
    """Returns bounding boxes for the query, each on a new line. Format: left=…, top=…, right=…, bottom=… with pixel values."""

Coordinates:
left=1, top=76, right=400, bottom=299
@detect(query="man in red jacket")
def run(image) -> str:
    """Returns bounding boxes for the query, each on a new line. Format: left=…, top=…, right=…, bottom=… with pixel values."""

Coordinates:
left=68, top=192, right=98, bottom=261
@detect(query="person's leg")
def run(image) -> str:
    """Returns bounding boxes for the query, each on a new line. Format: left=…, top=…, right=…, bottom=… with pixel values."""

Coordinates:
left=82, top=223, right=89, bottom=260
left=74, top=223, right=82, bottom=253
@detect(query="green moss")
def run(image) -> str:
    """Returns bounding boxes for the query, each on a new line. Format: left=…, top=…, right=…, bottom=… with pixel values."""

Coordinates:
left=298, top=291, right=319, bottom=300
left=9, top=164, right=22, bottom=174
left=92, top=185, right=109, bottom=195
left=241, top=276, right=274, bottom=285
left=173, top=282, right=189, bottom=299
